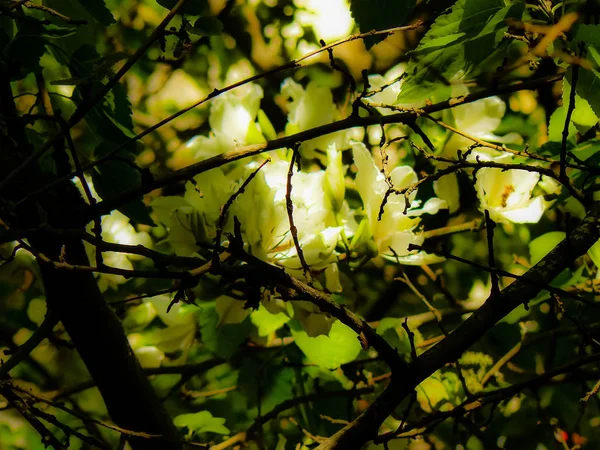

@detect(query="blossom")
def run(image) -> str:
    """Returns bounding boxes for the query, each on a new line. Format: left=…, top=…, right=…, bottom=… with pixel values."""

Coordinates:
left=182, top=82, right=264, bottom=161
left=351, top=142, right=446, bottom=264
left=281, top=78, right=349, bottom=157
left=231, top=157, right=345, bottom=290
left=85, top=210, right=152, bottom=292
left=363, top=64, right=407, bottom=115
left=436, top=85, right=522, bottom=214
left=444, top=85, right=522, bottom=157
left=470, top=151, right=548, bottom=224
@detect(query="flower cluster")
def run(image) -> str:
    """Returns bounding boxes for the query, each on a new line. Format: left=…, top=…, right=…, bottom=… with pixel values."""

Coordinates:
left=150, top=72, right=558, bottom=339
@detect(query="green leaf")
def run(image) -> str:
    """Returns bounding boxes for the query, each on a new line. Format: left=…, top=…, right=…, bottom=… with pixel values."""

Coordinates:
left=215, top=296, right=250, bottom=326
left=258, top=109, right=277, bottom=141
left=78, top=0, right=115, bottom=25
left=190, top=16, right=224, bottom=36
left=198, top=302, right=252, bottom=358
left=157, top=0, right=209, bottom=15
left=3, top=21, right=48, bottom=80
left=122, top=303, right=157, bottom=331
left=570, top=139, right=600, bottom=161
left=251, top=305, right=290, bottom=337
left=91, top=144, right=154, bottom=225
left=69, top=46, right=135, bottom=144
left=350, top=0, right=416, bottom=49
left=529, top=231, right=565, bottom=265
left=548, top=106, right=576, bottom=142
left=588, top=239, right=600, bottom=268
left=290, top=320, right=362, bottom=369
left=397, top=0, right=524, bottom=103
left=238, top=360, right=294, bottom=414
left=174, top=411, right=230, bottom=436
left=575, top=48, right=600, bottom=118
left=575, top=24, right=600, bottom=48
left=564, top=67, right=599, bottom=129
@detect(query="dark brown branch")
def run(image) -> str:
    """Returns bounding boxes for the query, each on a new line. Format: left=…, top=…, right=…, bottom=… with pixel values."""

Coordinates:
left=15, top=1, right=88, bottom=24
left=315, top=202, right=600, bottom=449
left=0, top=310, right=59, bottom=378
left=232, top=248, right=406, bottom=373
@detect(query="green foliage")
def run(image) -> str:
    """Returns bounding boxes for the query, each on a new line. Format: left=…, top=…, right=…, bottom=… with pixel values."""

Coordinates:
left=397, top=0, right=525, bottom=103
left=173, top=411, right=230, bottom=437
left=2, top=0, right=600, bottom=449
left=350, top=0, right=415, bottom=48
left=289, top=320, right=362, bottom=369
left=78, top=0, right=115, bottom=25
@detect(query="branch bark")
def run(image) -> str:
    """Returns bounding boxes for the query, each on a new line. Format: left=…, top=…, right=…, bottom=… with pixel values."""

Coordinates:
left=0, top=73, right=181, bottom=450
left=315, top=202, right=600, bottom=449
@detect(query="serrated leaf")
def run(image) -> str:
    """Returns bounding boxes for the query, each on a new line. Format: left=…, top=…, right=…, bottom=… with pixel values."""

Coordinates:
left=190, top=16, right=223, bottom=36
left=215, top=296, right=250, bottom=326
left=570, top=139, right=600, bottom=161
left=564, top=67, right=599, bottom=129
left=575, top=24, right=600, bottom=48
left=575, top=47, right=600, bottom=118
left=69, top=46, right=136, bottom=144
left=397, top=0, right=524, bottom=103
left=350, top=0, right=416, bottom=49
left=548, top=105, right=576, bottom=142
left=290, top=320, right=361, bottom=369
left=78, top=0, right=115, bottom=25
left=174, top=411, right=230, bottom=435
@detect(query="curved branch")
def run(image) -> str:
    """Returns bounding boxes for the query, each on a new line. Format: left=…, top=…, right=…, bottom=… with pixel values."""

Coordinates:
left=315, top=202, right=600, bottom=449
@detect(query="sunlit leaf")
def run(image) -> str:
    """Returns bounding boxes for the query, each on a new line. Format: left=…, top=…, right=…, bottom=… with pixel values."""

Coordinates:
left=529, top=231, right=565, bottom=265
left=174, top=411, right=230, bottom=435
left=251, top=305, right=291, bottom=337
left=290, top=320, right=361, bottom=369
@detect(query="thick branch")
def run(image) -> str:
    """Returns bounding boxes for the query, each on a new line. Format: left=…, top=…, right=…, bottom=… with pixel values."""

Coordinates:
left=316, top=202, right=600, bottom=449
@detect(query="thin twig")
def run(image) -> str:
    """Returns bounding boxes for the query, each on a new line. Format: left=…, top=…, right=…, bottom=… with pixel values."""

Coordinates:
left=0, top=0, right=189, bottom=193
left=0, top=310, right=60, bottom=378
left=15, top=1, right=88, bottom=24
left=286, top=149, right=312, bottom=281
left=212, top=158, right=270, bottom=268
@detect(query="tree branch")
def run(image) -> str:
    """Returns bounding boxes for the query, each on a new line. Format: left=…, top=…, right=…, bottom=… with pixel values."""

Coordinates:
left=315, top=201, right=600, bottom=449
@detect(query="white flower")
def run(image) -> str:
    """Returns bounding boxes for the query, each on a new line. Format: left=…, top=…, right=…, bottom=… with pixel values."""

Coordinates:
left=351, top=142, right=446, bottom=264
left=293, top=0, right=354, bottom=42
left=364, top=64, right=407, bottom=115
left=232, top=159, right=343, bottom=283
left=444, top=85, right=522, bottom=157
left=470, top=151, right=547, bottom=224
left=281, top=78, right=349, bottom=157
left=182, top=82, right=264, bottom=160
left=85, top=210, right=152, bottom=292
